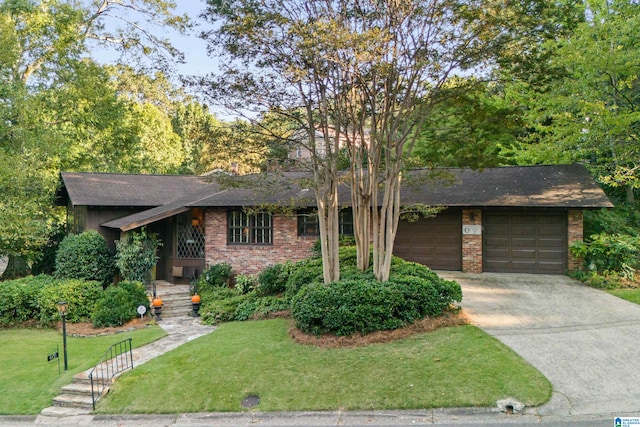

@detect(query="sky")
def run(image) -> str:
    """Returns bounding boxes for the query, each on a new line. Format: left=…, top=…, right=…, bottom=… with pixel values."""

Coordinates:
left=167, top=1, right=216, bottom=79
left=90, top=1, right=218, bottom=83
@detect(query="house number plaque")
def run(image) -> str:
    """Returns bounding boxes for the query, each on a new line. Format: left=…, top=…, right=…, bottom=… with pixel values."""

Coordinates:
left=462, top=225, right=482, bottom=235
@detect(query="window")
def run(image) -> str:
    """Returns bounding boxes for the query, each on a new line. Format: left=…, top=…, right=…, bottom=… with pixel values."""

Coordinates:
left=298, top=212, right=320, bottom=236
left=297, top=209, right=354, bottom=236
left=67, top=205, right=86, bottom=234
left=228, top=211, right=272, bottom=245
left=177, top=213, right=205, bottom=259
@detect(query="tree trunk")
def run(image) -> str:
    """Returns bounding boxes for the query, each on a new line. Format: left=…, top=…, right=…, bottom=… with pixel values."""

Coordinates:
left=350, top=157, right=372, bottom=272
left=2, top=254, right=29, bottom=280
left=626, top=185, right=635, bottom=205
left=372, top=169, right=402, bottom=282
left=315, top=172, right=340, bottom=284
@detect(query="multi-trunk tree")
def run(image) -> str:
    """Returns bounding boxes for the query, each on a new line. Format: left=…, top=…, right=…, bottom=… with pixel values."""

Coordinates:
left=201, top=0, right=579, bottom=282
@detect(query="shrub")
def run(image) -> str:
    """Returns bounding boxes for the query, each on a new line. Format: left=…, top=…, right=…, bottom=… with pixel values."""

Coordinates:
left=291, top=279, right=405, bottom=336
left=257, top=262, right=296, bottom=296
left=285, top=257, right=324, bottom=298
left=310, top=235, right=356, bottom=257
left=115, top=229, right=161, bottom=286
left=195, top=263, right=233, bottom=292
left=199, top=287, right=247, bottom=324
left=234, top=295, right=290, bottom=321
left=571, top=233, right=640, bottom=275
left=37, top=278, right=104, bottom=324
left=91, top=281, right=149, bottom=327
left=234, top=274, right=258, bottom=294
left=290, top=261, right=462, bottom=336
left=0, top=276, right=50, bottom=326
left=55, top=231, right=115, bottom=286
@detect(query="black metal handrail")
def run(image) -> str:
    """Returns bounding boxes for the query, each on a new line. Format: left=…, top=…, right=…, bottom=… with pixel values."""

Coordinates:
left=88, top=338, right=133, bottom=410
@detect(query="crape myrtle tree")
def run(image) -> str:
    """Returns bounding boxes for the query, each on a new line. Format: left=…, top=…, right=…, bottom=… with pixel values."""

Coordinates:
left=200, top=0, right=580, bottom=282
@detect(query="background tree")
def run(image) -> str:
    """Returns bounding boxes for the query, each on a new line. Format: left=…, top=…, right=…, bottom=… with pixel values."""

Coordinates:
left=0, top=0, right=189, bottom=272
left=502, top=0, right=639, bottom=204
left=201, top=0, right=580, bottom=282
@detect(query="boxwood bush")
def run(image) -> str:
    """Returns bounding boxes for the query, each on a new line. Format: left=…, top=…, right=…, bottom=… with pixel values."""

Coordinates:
left=291, top=259, right=462, bottom=336
left=54, top=231, right=115, bottom=287
left=92, top=281, right=149, bottom=327
left=37, top=278, right=104, bottom=324
left=0, top=276, right=51, bottom=325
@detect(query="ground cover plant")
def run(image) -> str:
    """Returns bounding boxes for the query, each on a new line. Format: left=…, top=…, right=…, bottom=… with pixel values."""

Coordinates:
left=96, top=319, right=551, bottom=413
left=197, top=247, right=462, bottom=337
left=0, top=326, right=166, bottom=414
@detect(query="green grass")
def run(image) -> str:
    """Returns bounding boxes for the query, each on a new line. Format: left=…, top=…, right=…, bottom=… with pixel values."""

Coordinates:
left=608, top=288, right=640, bottom=304
left=0, top=325, right=166, bottom=414
left=97, top=319, right=551, bottom=413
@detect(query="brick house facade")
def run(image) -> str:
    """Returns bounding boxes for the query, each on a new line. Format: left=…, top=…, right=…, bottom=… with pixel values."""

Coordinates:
left=57, top=164, right=611, bottom=280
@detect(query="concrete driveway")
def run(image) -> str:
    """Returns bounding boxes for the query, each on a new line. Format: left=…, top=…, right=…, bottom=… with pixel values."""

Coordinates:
left=438, top=272, right=640, bottom=418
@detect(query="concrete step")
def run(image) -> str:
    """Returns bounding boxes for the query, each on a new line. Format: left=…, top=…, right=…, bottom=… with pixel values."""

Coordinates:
left=52, top=393, right=94, bottom=409
left=154, top=289, right=196, bottom=318
left=60, top=382, right=93, bottom=397
left=40, top=405, right=91, bottom=417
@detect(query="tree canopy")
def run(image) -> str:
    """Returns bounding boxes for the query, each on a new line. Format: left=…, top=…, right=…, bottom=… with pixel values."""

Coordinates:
left=200, top=0, right=581, bottom=282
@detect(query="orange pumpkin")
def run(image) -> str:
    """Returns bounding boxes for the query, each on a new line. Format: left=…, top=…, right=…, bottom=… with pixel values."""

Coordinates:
left=191, top=294, right=201, bottom=303
left=152, top=298, right=163, bottom=307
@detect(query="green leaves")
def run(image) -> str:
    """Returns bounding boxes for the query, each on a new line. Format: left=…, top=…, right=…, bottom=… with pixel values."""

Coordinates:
left=115, top=229, right=161, bottom=286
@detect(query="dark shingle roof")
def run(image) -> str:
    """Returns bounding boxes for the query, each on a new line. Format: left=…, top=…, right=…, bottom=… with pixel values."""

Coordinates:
left=60, top=165, right=612, bottom=231
left=58, top=172, right=210, bottom=207
left=401, top=164, right=613, bottom=208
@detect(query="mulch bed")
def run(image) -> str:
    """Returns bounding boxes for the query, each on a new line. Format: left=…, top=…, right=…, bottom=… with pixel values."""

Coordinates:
left=57, top=317, right=153, bottom=337
left=289, top=310, right=470, bottom=348
left=8, top=310, right=469, bottom=346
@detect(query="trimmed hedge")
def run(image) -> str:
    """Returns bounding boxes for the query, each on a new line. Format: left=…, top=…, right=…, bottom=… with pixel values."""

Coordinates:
left=0, top=276, right=105, bottom=326
left=291, top=260, right=462, bottom=336
left=54, top=231, right=115, bottom=287
left=37, top=279, right=104, bottom=324
left=92, top=281, right=149, bottom=327
left=0, top=276, right=49, bottom=325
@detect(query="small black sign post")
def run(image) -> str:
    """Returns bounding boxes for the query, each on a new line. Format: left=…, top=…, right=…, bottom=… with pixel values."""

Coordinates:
left=57, top=301, right=69, bottom=371
left=48, top=345, right=60, bottom=374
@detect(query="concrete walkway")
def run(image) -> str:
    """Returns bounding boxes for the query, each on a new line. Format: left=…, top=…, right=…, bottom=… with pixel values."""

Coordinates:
left=439, top=272, right=640, bottom=418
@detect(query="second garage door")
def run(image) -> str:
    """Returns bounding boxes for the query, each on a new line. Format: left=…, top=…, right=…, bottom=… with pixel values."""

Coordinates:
left=483, top=210, right=567, bottom=274
left=394, top=210, right=462, bottom=271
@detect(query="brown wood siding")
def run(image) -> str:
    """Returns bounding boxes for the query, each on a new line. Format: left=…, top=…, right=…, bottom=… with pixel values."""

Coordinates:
left=394, top=210, right=462, bottom=271
left=483, top=209, right=567, bottom=274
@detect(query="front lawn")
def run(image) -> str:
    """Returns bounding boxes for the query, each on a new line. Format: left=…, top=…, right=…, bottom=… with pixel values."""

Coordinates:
left=0, top=326, right=166, bottom=414
left=608, top=288, right=640, bottom=305
left=97, top=319, right=551, bottom=413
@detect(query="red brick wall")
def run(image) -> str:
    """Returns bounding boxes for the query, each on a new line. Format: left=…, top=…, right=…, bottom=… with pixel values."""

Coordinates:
left=567, top=209, right=584, bottom=271
left=204, top=209, right=316, bottom=275
left=462, top=208, right=483, bottom=273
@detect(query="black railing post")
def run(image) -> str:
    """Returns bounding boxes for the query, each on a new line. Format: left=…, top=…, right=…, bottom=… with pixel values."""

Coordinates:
left=88, top=338, right=136, bottom=410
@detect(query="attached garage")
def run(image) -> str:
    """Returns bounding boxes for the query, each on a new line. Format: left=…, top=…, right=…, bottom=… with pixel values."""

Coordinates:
left=394, top=210, right=462, bottom=270
left=483, top=209, right=567, bottom=274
